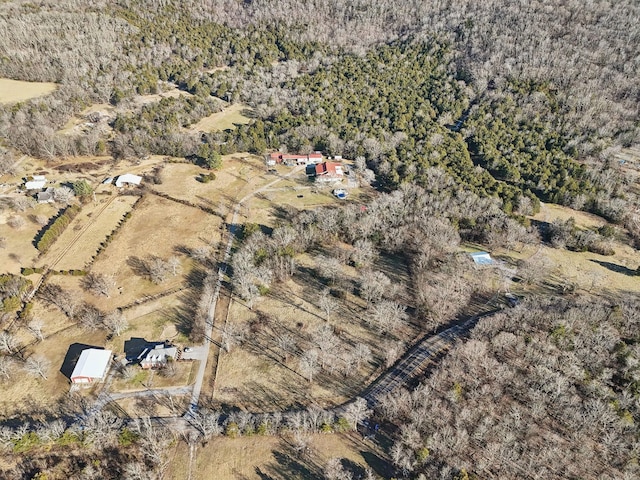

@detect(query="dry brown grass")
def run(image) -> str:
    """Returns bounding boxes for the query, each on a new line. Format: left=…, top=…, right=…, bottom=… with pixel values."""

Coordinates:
left=88, top=194, right=221, bottom=308
left=0, top=203, right=58, bottom=274
left=165, top=432, right=381, bottom=480
left=212, top=253, right=411, bottom=411
left=0, top=78, right=57, bottom=104
left=37, top=195, right=139, bottom=270
left=0, top=314, right=107, bottom=419
left=190, top=103, right=252, bottom=132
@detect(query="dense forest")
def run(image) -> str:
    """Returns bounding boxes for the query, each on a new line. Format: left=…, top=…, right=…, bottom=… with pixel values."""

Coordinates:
left=1, top=0, right=639, bottom=478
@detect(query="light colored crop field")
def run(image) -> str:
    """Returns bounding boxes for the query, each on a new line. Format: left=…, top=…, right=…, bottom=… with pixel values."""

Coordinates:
left=190, top=103, right=252, bottom=132
left=165, top=433, right=382, bottom=480
left=89, top=194, right=222, bottom=309
left=0, top=78, right=57, bottom=104
left=37, top=195, right=139, bottom=270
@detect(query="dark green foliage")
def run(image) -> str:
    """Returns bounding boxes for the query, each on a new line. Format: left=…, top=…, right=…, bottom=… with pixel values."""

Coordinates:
left=35, top=204, right=81, bottom=253
left=72, top=179, right=93, bottom=198
left=196, top=143, right=222, bottom=169
left=466, top=91, right=593, bottom=205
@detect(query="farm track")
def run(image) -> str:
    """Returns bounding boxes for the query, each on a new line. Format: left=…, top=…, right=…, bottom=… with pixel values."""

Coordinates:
left=24, top=195, right=118, bottom=303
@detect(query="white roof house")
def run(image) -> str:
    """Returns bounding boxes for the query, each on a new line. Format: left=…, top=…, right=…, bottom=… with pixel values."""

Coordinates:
left=70, top=348, right=112, bottom=384
left=115, top=174, right=142, bottom=188
left=140, top=345, right=178, bottom=369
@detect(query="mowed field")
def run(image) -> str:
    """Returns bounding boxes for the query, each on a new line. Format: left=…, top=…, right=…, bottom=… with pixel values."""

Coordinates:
left=37, top=195, right=139, bottom=271
left=0, top=77, right=57, bottom=104
left=190, top=103, right=252, bottom=132
left=165, top=433, right=386, bottom=480
left=88, top=194, right=222, bottom=309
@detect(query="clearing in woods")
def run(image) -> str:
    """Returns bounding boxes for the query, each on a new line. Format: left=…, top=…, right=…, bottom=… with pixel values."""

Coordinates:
left=0, top=78, right=57, bottom=104
left=190, top=103, right=252, bottom=132
left=164, top=433, right=389, bottom=480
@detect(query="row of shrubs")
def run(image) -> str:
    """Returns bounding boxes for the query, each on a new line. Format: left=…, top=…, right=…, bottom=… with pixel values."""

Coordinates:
left=35, top=204, right=81, bottom=253
left=151, top=190, right=216, bottom=215
left=88, top=198, right=142, bottom=265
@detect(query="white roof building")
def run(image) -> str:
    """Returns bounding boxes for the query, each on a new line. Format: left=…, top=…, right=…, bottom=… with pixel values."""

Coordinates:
left=115, top=174, right=142, bottom=188
left=469, top=251, right=494, bottom=266
left=70, top=348, right=112, bottom=383
left=25, top=177, right=47, bottom=190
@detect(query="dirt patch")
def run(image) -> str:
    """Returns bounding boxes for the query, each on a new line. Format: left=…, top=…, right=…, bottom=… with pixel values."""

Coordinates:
left=0, top=78, right=57, bottom=104
left=190, top=103, right=252, bottom=132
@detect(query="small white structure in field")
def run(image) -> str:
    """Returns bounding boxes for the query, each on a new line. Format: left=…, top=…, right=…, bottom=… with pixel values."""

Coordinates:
left=70, top=348, right=112, bottom=384
left=469, top=251, right=494, bottom=266
left=115, top=173, right=142, bottom=188
left=25, top=175, right=47, bottom=190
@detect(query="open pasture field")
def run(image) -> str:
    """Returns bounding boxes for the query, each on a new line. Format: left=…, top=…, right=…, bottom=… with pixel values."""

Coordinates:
left=165, top=433, right=386, bottom=480
left=190, top=103, right=252, bottom=132
left=0, top=202, right=58, bottom=274
left=154, top=155, right=275, bottom=209
left=88, top=194, right=221, bottom=308
left=0, top=78, right=57, bottom=104
left=37, top=194, right=139, bottom=271
left=106, top=290, right=187, bottom=352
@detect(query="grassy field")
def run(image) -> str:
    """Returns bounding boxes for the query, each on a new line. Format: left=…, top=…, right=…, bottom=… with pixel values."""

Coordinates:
left=36, top=195, right=139, bottom=270
left=0, top=78, right=57, bottom=104
left=0, top=309, right=107, bottom=419
left=88, top=194, right=221, bottom=309
left=190, top=103, right=252, bottom=132
left=0, top=202, right=58, bottom=274
left=165, top=432, right=388, bottom=480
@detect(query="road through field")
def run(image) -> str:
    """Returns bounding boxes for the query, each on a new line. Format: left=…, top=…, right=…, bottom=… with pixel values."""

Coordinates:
left=187, top=165, right=306, bottom=412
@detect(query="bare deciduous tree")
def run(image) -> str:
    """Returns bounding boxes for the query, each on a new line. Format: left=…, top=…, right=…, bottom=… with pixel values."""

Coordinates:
left=344, top=397, right=371, bottom=430
left=81, top=272, right=115, bottom=297
left=53, top=187, right=74, bottom=204
left=27, top=319, right=45, bottom=341
left=104, top=310, right=128, bottom=336
left=0, top=332, right=19, bottom=356
left=318, top=288, right=338, bottom=321
left=24, top=355, right=51, bottom=379
left=299, top=349, right=320, bottom=382
left=0, top=356, right=16, bottom=380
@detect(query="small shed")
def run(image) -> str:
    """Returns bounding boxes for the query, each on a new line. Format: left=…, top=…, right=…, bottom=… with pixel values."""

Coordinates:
left=70, top=348, right=112, bottom=383
left=469, top=251, right=494, bottom=266
left=115, top=174, right=142, bottom=188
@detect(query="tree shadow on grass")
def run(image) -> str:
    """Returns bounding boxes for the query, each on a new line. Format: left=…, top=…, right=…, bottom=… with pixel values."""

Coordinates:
left=590, top=259, right=637, bottom=276
left=262, top=440, right=324, bottom=480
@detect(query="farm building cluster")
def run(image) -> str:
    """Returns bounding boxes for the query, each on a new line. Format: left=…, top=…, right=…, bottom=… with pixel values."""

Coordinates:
left=63, top=337, right=192, bottom=386
left=265, top=151, right=347, bottom=184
